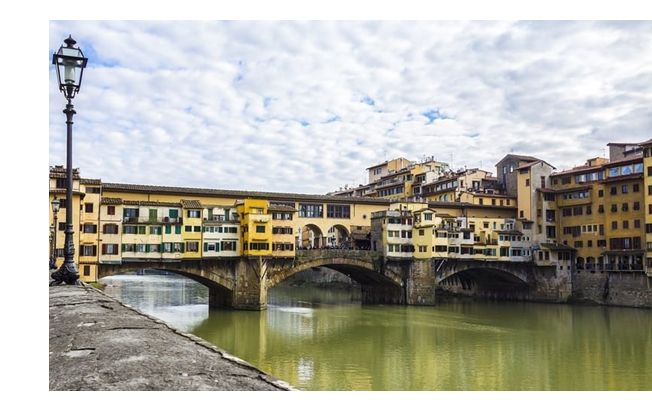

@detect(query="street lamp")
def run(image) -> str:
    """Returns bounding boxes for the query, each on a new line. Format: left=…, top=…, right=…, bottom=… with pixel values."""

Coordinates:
left=50, top=35, right=87, bottom=286
left=50, top=197, right=60, bottom=270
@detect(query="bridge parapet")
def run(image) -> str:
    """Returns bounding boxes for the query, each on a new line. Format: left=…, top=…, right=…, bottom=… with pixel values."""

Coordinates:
left=295, top=249, right=384, bottom=266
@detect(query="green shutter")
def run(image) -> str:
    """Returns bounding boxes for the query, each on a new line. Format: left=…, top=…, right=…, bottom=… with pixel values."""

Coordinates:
left=204, top=242, right=208, bottom=252
left=175, top=226, right=181, bottom=234
left=121, top=244, right=126, bottom=252
left=180, top=243, right=185, bottom=253
left=165, top=225, right=171, bottom=234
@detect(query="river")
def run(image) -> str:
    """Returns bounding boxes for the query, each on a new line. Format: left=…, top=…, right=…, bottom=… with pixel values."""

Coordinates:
left=100, top=272, right=652, bottom=391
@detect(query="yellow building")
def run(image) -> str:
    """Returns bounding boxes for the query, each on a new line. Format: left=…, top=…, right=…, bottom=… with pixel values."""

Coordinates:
left=641, top=139, right=652, bottom=276
left=237, top=199, right=272, bottom=257
left=550, top=146, right=645, bottom=273
left=49, top=166, right=84, bottom=275
left=179, top=200, right=204, bottom=259
left=269, top=203, right=297, bottom=257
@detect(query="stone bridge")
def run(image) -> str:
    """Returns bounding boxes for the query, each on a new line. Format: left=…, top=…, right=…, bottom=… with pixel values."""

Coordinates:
left=98, top=251, right=569, bottom=310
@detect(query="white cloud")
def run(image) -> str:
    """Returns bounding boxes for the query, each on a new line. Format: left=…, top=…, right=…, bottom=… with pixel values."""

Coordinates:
left=48, top=20, right=652, bottom=194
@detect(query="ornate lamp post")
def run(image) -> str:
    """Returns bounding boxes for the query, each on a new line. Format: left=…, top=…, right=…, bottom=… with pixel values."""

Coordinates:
left=50, top=35, right=87, bottom=286
left=50, top=197, right=61, bottom=270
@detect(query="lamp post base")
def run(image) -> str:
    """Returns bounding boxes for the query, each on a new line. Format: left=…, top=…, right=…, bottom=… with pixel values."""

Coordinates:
left=50, top=264, right=81, bottom=286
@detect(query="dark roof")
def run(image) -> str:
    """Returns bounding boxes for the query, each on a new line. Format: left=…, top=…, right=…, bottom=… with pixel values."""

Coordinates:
left=538, top=185, right=592, bottom=194
left=495, top=154, right=541, bottom=166
left=516, top=160, right=556, bottom=170
left=127, top=200, right=183, bottom=207
left=552, top=163, right=603, bottom=176
left=604, top=153, right=643, bottom=166
left=602, top=173, right=643, bottom=184
left=101, top=182, right=391, bottom=205
left=180, top=199, right=203, bottom=209
left=101, top=197, right=123, bottom=205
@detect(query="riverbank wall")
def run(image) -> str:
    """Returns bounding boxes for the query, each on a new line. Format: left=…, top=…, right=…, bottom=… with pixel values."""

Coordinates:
left=571, top=271, right=652, bottom=308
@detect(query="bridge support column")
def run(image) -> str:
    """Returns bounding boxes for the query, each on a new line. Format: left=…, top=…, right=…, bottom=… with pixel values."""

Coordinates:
left=404, top=259, right=437, bottom=305
left=231, top=257, right=269, bottom=310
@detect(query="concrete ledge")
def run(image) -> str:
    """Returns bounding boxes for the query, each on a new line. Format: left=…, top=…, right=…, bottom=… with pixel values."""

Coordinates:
left=49, top=284, right=296, bottom=391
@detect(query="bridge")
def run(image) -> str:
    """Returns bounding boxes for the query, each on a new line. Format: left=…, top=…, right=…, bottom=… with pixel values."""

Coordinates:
left=98, top=250, right=569, bottom=310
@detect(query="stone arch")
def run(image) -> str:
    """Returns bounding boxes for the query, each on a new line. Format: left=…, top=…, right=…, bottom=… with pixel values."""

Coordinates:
left=267, top=256, right=403, bottom=290
left=326, top=224, right=351, bottom=248
left=297, top=223, right=324, bottom=249
left=436, top=261, right=531, bottom=285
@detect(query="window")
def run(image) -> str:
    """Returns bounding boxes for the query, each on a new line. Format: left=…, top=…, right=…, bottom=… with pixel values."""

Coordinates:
left=419, top=229, right=425, bottom=236
left=623, top=220, right=629, bottom=229
left=85, top=203, right=94, bottom=213
left=249, top=243, right=270, bottom=250
left=610, top=187, right=617, bottom=195
left=187, top=210, right=201, bottom=218
left=327, top=205, right=351, bottom=219
left=124, top=208, right=138, bottom=218
left=622, top=185, right=629, bottom=194
left=150, top=226, right=161, bottom=235
left=633, top=183, right=640, bottom=192
left=634, top=201, right=641, bottom=210
left=525, top=178, right=530, bottom=186
left=103, top=224, right=118, bottom=234
left=256, top=225, right=266, bottom=233
left=598, top=205, right=604, bottom=213
left=186, top=242, right=199, bottom=252
left=634, top=219, right=641, bottom=228
left=598, top=190, right=604, bottom=198
left=123, top=225, right=137, bottom=234
left=193, top=226, right=201, bottom=232
left=83, top=224, right=97, bottom=233
left=611, top=204, right=618, bottom=213
left=612, top=221, right=618, bottom=230
left=299, top=203, right=323, bottom=218
left=622, top=203, right=628, bottom=212
left=82, top=245, right=96, bottom=256
left=107, top=206, right=115, bottom=215
left=102, top=244, right=118, bottom=255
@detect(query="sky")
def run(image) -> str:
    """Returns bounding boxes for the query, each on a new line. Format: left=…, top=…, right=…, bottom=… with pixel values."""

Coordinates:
left=47, top=15, right=652, bottom=197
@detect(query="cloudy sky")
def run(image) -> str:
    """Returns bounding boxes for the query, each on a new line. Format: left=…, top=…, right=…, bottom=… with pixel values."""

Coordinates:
left=48, top=18, right=652, bottom=195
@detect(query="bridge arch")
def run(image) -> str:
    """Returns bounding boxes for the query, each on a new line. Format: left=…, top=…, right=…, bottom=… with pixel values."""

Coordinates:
left=326, top=224, right=351, bottom=248
left=436, top=260, right=532, bottom=285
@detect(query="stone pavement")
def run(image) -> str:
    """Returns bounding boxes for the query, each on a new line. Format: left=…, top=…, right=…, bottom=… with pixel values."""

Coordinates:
left=49, top=282, right=297, bottom=391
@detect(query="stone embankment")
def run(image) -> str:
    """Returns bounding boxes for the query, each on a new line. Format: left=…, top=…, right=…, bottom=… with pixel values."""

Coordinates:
left=49, top=282, right=296, bottom=391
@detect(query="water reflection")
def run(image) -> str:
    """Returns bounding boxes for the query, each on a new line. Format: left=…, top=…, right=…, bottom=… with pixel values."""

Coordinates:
left=100, top=273, right=652, bottom=391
